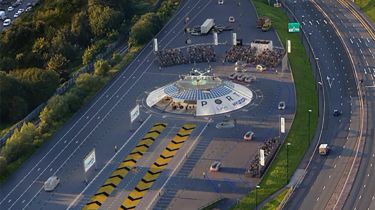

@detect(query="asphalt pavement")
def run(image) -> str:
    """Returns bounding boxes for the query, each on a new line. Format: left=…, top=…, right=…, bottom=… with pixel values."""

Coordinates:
left=0, top=0, right=296, bottom=209
left=284, top=0, right=373, bottom=209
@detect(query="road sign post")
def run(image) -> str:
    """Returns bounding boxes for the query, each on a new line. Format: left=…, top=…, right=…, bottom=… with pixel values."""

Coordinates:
left=83, top=148, right=96, bottom=183
left=288, top=22, right=300, bottom=33
left=130, top=104, right=140, bottom=131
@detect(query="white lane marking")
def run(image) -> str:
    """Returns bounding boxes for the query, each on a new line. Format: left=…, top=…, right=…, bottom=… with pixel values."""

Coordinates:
left=66, top=115, right=152, bottom=209
left=18, top=57, right=159, bottom=210
left=0, top=0, right=204, bottom=205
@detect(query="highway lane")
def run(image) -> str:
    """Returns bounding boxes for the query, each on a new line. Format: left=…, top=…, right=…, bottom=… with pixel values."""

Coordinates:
left=308, top=1, right=375, bottom=210
left=0, top=0, right=212, bottom=209
left=283, top=0, right=363, bottom=209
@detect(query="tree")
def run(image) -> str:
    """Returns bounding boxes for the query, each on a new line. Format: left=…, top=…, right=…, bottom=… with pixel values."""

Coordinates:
left=47, top=54, right=69, bottom=74
left=32, top=37, right=50, bottom=61
left=0, top=156, right=7, bottom=177
left=71, top=11, right=92, bottom=46
left=128, top=12, right=162, bottom=47
left=94, top=59, right=110, bottom=76
left=0, top=71, right=28, bottom=123
left=88, top=5, right=122, bottom=37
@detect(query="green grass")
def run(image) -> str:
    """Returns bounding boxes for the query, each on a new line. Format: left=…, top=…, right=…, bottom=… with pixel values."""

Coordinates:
left=232, top=0, right=318, bottom=209
left=355, top=0, right=375, bottom=23
left=261, top=188, right=290, bottom=210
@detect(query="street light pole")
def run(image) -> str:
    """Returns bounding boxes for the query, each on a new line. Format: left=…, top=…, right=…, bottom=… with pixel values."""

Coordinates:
left=255, top=185, right=260, bottom=210
left=286, top=142, right=291, bottom=184
left=308, top=109, right=312, bottom=147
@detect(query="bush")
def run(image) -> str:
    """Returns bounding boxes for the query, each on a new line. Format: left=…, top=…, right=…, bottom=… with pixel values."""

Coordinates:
left=1, top=123, right=37, bottom=162
left=94, top=59, right=110, bottom=76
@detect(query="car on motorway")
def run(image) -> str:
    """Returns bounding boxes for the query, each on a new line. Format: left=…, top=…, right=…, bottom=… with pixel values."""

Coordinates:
left=8, top=6, right=14, bottom=11
left=44, top=176, right=60, bottom=192
left=218, top=0, right=224, bottom=5
left=3, top=19, right=11, bottom=27
left=210, top=161, right=221, bottom=172
left=243, top=131, right=255, bottom=141
left=333, top=109, right=342, bottom=117
left=216, top=120, right=235, bottom=129
left=278, top=101, right=286, bottom=110
left=229, top=16, right=235, bottom=23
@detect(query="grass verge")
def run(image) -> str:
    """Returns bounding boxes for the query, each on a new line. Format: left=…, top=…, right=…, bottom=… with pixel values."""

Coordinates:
left=261, top=188, right=290, bottom=210
left=232, top=0, right=318, bottom=209
left=355, top=0, right=375, bottom=23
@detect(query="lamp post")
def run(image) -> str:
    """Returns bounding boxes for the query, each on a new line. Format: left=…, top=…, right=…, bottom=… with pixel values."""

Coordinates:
left=308, top=109, right=312, bottom=146
left=286, top=142, right=291, bottom=184
left=255, top=185, right=260, bottom=210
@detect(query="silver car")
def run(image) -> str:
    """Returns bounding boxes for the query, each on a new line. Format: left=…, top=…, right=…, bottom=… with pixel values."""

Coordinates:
left=44, top=176, right=60, bottom=192
left=278, top=101, right=286, bottom=110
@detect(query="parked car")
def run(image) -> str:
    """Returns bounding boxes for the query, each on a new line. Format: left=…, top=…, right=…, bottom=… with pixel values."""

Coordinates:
left=244, top=131, right=255, bottom=141
left=218, top=0, right=224, bottom=5
left=3, top=19, right=11, bottom=27
left=210, top=161, right=222, bottom=172
left=25, top=6, right=32, bottom=12
left=13, top=12, right=19, bottom=18
left=44, top=176, right=60, bottom=192
left=8, top=6, right=14, bottom=12
left=18, top=8, right=24, bottom=13
left=229, top=16, right=235, bottom=23
left=278, top=101, right=286, bottom=110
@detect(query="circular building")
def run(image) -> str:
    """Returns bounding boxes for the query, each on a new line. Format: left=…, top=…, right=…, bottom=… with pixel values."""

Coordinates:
left=146, top=70, right=253, bottom=116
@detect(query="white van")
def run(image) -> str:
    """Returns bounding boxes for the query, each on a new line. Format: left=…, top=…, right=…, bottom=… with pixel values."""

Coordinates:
left=0, top=11, right=6, bottom=20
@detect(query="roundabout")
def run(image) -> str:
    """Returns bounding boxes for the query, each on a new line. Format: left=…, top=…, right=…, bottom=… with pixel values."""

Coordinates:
left=146, top=68, right=253, bottom=116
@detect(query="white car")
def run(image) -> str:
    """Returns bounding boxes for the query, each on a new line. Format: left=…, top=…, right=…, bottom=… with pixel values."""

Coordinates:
left=8, top=6, right=14, bottom=12
left=218, top=0, right=224, bottom=5
left=3, top=19, right=11, bottom=27
left=216, top=121, right=235, bottom=129
left=229, top=16, right=235, bottom=23
left=18, top=8, right=24, bottom=13
left=243, top=131, right=255, bottom=141
left=278, top=101, right=286, bottom=110
left=210, top=161, right=222, bottom=172
left=25, top=6, right=32, bottom=12
left=13, top=12, right=19, bottom=18
left=44, top=176, right=60, bottom=192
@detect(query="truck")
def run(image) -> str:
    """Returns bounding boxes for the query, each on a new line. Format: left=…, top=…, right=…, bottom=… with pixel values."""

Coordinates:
left=256, top=16, right=272, bottom=32
left=319, top=144, right=329, bottom=156
left=201, top=18, right=215, bottom=34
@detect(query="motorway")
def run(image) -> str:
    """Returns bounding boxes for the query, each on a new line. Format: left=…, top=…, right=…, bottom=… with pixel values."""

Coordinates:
left=284, top=0, right=374, bottom=209
left=0, top=0, right=37, bottom=31
left=0, top=0, right=296, bottom=209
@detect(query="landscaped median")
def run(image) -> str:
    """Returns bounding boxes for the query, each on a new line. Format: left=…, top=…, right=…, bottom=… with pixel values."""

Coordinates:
left=232, top=0, right=318, bottom=209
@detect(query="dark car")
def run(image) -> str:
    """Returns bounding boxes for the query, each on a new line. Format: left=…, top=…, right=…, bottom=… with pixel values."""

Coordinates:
left=333, top=109, right=342, bottom=117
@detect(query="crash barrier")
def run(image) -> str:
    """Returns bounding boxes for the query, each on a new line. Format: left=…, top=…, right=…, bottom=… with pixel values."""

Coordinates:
left=83, top=123, right=167, bottom=210
left=119, top=124, right=196, bottom=210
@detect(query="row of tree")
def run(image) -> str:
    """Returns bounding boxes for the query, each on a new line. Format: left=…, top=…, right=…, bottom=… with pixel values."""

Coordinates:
left=0, top=0, right=180, bottom=179
left=0, top=0, right=156, bottom=126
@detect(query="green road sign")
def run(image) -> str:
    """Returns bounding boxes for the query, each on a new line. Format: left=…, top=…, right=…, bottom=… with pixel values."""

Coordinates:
left=288, top=22, right=300, bottom=33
